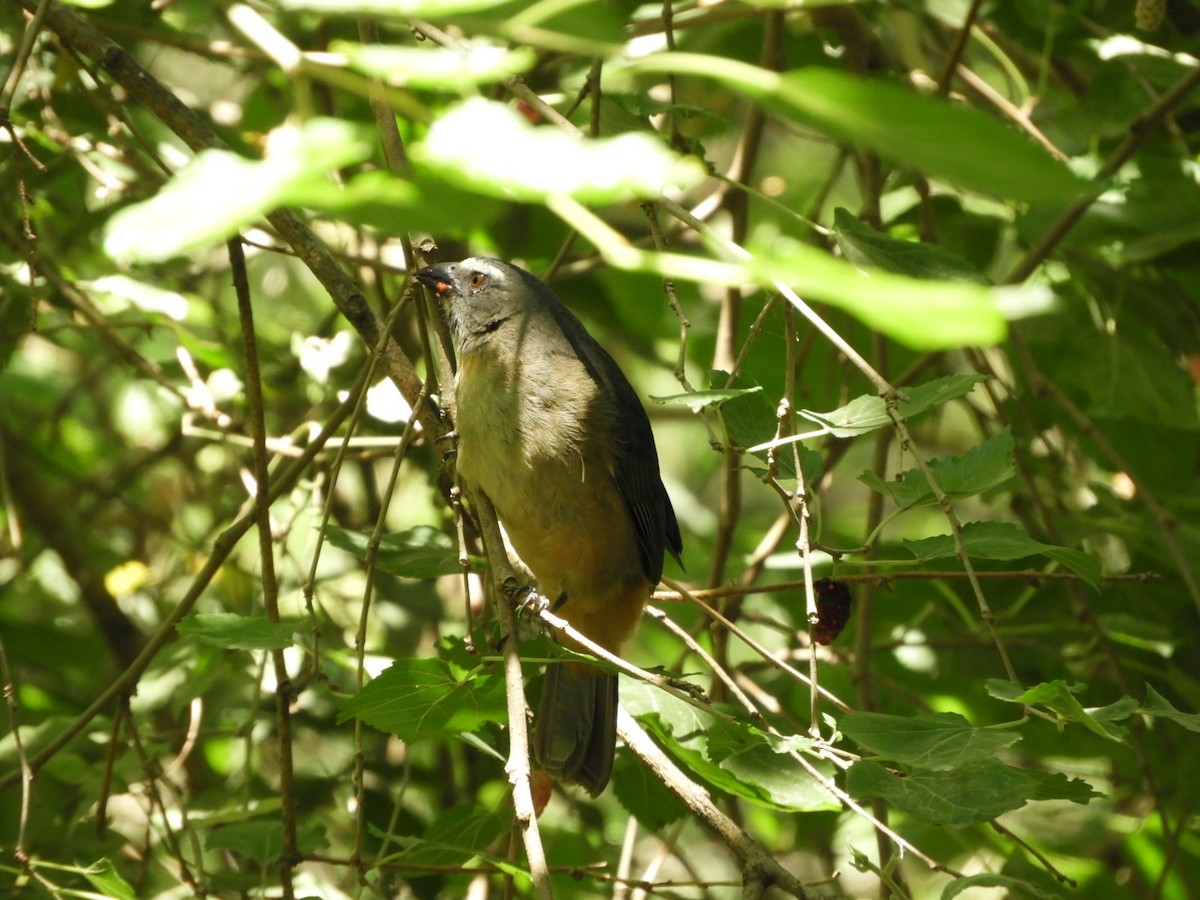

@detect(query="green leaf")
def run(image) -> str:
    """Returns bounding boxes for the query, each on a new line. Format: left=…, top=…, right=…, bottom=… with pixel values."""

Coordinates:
left=858, top=428, right=1015, bottom=507
left=176, top=613, right=302, bottom=651
left=104, top=119, right=373, bottom=263
left=621, top=680, right=837, bottom=812
left=798, top=392, right=889, bottom=438
left=330, top=41, right=536, bottom=89
left=1141, top=685, right=1200, bottom=733
left=748, top=227, right=1018, bottom=349
left=902, top=521, right=1100, bottom=586
left=839, top=711, right=1021, bottom=770
left=941, top=873, right=1062, bottom=900
left=411, top=97, right=706, bottom=204
left=294, top=169, right=503, bottom=234
left=82, top=858, right=136, bottom=900
left=898, top=375, right=991, bottom=418
left=627, top=57, right=1087, bottom=204
left=651, top=386, right=762, bottom=413
left=833, top=208, right=992, bottom=284
left=846, top=758, right=1097, bottom=828
left=986, top=680, right=1125, bottom=741
left=797, top=374, right=988, bottom=438
left=338, top=658, right=506, bottom=742
left=206, top=820, right=285, bottom=865
left=280, top=0, right=506, bottom=13
left=612, top=752, right=687, bottom=831
left=375, top=804, right=511, bottom=868
left=704, top=716, right=815, bottom=764
left=326, top=525, right=466, bottom=579
left=1023, top=769, right=1102, bottom=804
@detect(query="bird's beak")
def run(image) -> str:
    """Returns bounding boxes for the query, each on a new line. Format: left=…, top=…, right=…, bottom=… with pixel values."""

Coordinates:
left=415, top=264, right=456, bottom=298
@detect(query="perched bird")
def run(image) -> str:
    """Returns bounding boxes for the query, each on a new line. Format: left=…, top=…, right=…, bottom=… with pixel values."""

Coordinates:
left=416, top=257, right=682, bottom=795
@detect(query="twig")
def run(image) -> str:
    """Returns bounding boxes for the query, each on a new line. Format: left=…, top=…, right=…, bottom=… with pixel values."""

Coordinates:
left=13, top=0, right=439, bottom=438
left=662, top=577, right=853, bottom=714
left=651, top=570, right=1156, bottom=603
left=231, top=237, right=297, bottom=895
left=1006, top=63, right=1200, bottom=284
left=936, top=0, right=986, bottom=95
left=469, top=491, right=554, bottom=900
left=0, top=381, right=367, bottom=794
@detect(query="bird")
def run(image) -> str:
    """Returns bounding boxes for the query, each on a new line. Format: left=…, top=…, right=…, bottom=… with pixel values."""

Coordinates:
left=415, top=257, right=682, bottom=795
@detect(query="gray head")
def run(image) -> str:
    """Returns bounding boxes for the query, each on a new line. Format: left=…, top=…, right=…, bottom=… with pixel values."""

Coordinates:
left=414, top=257, right=551, bottom=345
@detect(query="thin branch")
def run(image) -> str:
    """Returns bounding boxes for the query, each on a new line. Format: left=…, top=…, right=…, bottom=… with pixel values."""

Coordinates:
left=0, top=380, right=367, bottom=794
left=468, top=491, right=554, bottom=900
left=936, top=0, right=986, bottom=94
left=616, top=709, right=815, bottom=900
left=1006, top=63, right=1200, bottom=284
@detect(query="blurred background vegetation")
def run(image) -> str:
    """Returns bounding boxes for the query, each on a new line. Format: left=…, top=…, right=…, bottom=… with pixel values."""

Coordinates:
left=2, top=0, right=1200, bottom=898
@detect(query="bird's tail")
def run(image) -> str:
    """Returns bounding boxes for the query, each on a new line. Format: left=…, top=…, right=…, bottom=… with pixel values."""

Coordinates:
left=534, top=661, right=618, bottom=796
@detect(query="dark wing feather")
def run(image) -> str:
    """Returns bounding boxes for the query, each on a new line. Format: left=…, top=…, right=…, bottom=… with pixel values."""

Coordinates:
left=531, top=273, right=682, bottom=583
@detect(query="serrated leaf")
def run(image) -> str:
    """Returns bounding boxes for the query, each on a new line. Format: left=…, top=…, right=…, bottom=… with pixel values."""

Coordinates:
left=1141, top=685, right=1200, bottom=732
left=176, top=613, right=302, bottom=651
left=902, top=521, right=1100, bottom=586
left=899, top=374, right=990, bottom=417
left=704, top=717, right=815, bottom=764
left=412, top=97, right=705, bottom=204
left=621, top=680, right=837, bottom=812
left=651, top=386, right=762, bottom=413
left=840, top=711, right=1021, bottom=770
left=374, top=804, right=510, bottom=868
left=326, top=525, right=465, bottom=579
left=858, top=428, right=1015, bottom=507
left=846, top=758, right=1096, bottom=828
left=104, top=119, right=372, bottom=263
left=338, top=658, right=506, bottom=741
left=988, top=679, right=1125, bottom=742
left=798, top=374, right=988, bottom=438
left=1023, top=768, right=1102, bottom=804
left=985, top=679, right=1026, bottom=702
left=798, top=392, right=889, bottom=437
left=833, top=208, right=992, bottom=284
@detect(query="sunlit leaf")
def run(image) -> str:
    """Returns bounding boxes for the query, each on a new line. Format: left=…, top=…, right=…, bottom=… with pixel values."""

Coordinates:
left=104, top=119, right=372, bottom=263
left=651, top=386, right=762, bottom=412
left=411, top=97, right=707, bottom=204
left=749, top=227, right=1036, bottom=349
left=627, top=55, right=1087, bottom=203
left=797, top=374, right=988, bottom=438
left=330, top=41, right=536, bottom=88
left=339, top=658, right=506, bottom=741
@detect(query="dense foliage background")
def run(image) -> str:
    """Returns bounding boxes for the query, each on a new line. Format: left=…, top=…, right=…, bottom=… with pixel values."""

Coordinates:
left=3, top=1, right=1200, bottom=897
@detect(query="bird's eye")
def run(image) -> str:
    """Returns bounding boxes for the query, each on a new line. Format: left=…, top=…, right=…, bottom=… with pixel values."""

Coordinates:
left=468, top=272, right=488, bottom=290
